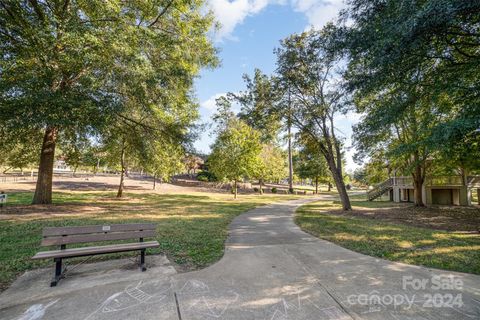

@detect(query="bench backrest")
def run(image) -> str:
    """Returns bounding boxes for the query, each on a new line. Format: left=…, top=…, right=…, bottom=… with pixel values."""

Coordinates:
left=41, top=223, right=156, bottom=247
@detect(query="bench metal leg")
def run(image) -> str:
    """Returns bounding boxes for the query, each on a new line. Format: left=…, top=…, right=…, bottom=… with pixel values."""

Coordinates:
left=140, top=249, right=146, bottom=272
left=51, top=258, right=63, bottom=287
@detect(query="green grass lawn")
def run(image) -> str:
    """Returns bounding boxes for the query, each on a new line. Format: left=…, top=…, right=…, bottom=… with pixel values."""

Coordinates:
left=295, top=200, right=480, bottom=274
left=0, top=191, right=300, bottom=291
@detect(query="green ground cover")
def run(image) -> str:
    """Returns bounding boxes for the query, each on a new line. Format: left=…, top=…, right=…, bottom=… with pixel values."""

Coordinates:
left=0, top=191, right=300, bottom=291
left=296, top=199, right=480, bottom=274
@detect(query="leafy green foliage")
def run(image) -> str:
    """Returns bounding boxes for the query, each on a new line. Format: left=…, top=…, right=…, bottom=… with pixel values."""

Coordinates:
left=229, top=69, right=282, bottom=143
left=197, top=171, right=217, bottom=182
left=343, top=0, right=480, bottom=195
left=0, top=0, right=218, bottom=201
left=295, top=134, right=330, bottom=189
left=274, top=28, right=352, bottom=209
left=255, top=143, right=287, bottom=184
left=0, top=128, right=41, bottom=172
left=208, top=119, right=262, bottom=195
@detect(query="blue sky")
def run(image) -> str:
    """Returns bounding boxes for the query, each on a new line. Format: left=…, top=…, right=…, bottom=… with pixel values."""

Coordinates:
left=194, top=0, right=361, bottom=171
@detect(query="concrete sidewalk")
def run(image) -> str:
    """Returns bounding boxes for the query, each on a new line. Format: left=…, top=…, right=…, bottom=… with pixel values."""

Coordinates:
left=1, top=198, right=479, bottom=319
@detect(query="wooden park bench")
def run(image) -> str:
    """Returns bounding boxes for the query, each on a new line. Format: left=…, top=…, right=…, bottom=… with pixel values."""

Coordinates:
left=32, top=223, right=159, bottom=287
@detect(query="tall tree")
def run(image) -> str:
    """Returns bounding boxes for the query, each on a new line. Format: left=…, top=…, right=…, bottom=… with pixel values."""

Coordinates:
left=274, top=29, right=352, bottom=210
left=222, top=69, right=294, bottom=192
left=255, top=143, right=287, bottom=194
left=0, top=0, right=217, bottom=204
left=352, top=83, right=441, bottom=205
left=295, top=134, right=330, bottom=194
left=342, top=0, right=480, bottom=205
left=229, top=69, right=282, bottom=143
left=208, top=119, right=262, bottom=199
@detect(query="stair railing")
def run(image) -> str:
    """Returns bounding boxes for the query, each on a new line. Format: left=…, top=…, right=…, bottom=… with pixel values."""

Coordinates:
left=367, top=178, right=393, bottom=201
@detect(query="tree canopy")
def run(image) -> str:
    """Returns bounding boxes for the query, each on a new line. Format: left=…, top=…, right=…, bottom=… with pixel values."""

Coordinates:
left=274, top=28, right=352, bottom=210
left=0, top=0, right=218, bottom=203
left=341, top=0, right=480, bottom=205
left=208, top=119, right=262, bottom=199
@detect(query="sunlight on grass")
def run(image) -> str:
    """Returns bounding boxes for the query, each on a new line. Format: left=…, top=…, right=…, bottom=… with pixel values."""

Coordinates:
left=0, top=190, right=302, bottom=291
left=295, top=201, right=480, bottom=274
left=333, top=233, right=367, bottom=241
left=397, top=240, right=414, bottom=248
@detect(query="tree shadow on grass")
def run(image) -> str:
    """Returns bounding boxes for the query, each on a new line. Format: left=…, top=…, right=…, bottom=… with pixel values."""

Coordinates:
left=296, top=207, right=480, bottom=274
left=0, top=191, right=273, bottom=291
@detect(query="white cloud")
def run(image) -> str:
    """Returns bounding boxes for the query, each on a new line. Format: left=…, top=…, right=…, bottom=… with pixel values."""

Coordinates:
left=208, top=0, right=274, bottom=41
left=291, top=0, right=346, bottom=29
left=200, top=93, right=227, bottom=112
left=207, top=0, right=346, bottom=41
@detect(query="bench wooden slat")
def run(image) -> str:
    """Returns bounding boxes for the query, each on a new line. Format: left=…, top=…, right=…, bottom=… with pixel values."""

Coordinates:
left=43, top=223, right=156, bottom=236
left=41, top=230, right=157, bottom=246
left=32, top=241, right=159, bottom=260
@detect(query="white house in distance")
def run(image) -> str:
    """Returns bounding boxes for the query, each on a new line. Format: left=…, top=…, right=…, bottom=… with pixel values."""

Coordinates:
left=53, top=158, right=72, bottom=173
left=368, top=175, right=480, bottom=206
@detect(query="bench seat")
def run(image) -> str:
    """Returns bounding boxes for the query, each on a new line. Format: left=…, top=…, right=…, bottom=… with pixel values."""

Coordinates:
left=33, top=223, right=159, bottom=286
left=32, top=241, right=159, bottom=260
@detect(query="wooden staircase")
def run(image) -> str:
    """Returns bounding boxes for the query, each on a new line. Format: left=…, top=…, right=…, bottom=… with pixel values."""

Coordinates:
left=367, top=178, right=393, bottom=201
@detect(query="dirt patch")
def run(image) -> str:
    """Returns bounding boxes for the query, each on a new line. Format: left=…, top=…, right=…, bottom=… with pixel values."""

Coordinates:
left=0, top=204, right=108, bottom=220
left=328, top=204, right=480, bottom=232
left=0, top=175, right=219, bottom=194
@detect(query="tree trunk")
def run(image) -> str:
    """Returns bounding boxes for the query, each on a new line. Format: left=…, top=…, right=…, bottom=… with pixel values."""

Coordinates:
left=259, top=178, right=264, bottom=194
left=326, top=156, right=351, bottom=210
left=117, top=142, right=126, bottom=198
left=95, top=158, right=100, bottom=175
left=332, top=170, right=351, bottom=210
left=460, top=167, right=468, bottom=186
left=32, top=127, right=58, bottom=204
left=413, top=176, right=424, bottom=206
left=153, top=173, right=156, bottom=190
left=234, top=179, right=238, bottom=199
left=315, top=176, right=319, bottom=194
left=412, top=159, right=425, bottom=206
left=412, top=178, right=424, bottom=206
left=327, top=182, right=331, bottom=192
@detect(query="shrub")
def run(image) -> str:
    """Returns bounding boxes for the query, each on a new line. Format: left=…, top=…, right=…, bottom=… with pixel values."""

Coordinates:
left=197, top=171, right=217, bottom=182
left=271, top=187, right=277, bottom=193
left=197, top=175, right=209, bottom=182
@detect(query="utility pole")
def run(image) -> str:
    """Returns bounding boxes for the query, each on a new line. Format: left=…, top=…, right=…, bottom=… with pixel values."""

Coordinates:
left=288, top=89, right=294, bottom=193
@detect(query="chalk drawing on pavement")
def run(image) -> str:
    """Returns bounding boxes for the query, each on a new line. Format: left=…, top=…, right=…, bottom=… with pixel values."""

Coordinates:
left=14, top=299, right=59, bottom=320
left=185, top=290, right=240, bottom=318
left=264, top=294, right=350, bottom=320
left=83, top=280, right=173, bottom=319
left=179, top=279, right=210, bottom=295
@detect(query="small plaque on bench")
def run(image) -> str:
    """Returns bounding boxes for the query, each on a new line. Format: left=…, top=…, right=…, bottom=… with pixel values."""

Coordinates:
left=102, top=226, right=111, bottom=231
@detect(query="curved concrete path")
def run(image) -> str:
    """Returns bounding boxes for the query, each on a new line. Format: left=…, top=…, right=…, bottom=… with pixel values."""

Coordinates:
left=1, top=198, right=479, bottom=319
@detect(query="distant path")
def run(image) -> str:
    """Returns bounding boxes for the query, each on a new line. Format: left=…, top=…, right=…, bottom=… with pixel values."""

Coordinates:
left=1, top=196, right=479, bottom=319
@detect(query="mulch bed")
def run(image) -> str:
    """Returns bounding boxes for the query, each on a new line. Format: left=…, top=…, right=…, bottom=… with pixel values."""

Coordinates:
left=329, top=204, right=480, bottom=232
